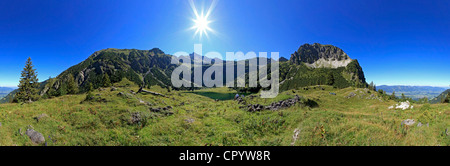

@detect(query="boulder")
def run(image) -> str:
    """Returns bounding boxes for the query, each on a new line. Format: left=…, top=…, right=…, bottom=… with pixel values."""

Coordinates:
left=25, top=129, right=45, bottom=144
left=388, top=101, right=412, bottom=110
left=401, top=119, right=415, bottom=126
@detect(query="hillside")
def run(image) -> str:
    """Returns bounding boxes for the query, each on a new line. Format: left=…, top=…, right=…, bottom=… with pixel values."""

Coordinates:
left=0, top=87, right=15, bottom=100
left=0, top=79, right=448, bottom=146
left=430, top=89, right=450, bottom=104
left=377, top=85, right=448, bottom=100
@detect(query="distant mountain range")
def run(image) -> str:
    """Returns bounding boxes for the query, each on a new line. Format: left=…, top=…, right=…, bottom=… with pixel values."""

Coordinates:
left=377, top=85, right=448, bottom=100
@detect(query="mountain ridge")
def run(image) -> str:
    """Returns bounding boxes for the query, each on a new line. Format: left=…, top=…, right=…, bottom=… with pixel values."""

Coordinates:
left=1, top=43, right=368, bottom=103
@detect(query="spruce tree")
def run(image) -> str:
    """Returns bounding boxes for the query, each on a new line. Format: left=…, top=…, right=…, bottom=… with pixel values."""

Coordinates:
left=66, top=74, right=79, bottom=94
left=88, top=82, right=94, bottom=92
left=15, top=57, right=40, bottom=103
left=391, top=91, right=396, bottom=100
left=103, top=73, right=112, bottom=87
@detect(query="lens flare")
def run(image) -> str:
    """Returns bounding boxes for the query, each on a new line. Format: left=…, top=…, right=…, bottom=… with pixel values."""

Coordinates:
left=189, top=0, right=217, bottom=40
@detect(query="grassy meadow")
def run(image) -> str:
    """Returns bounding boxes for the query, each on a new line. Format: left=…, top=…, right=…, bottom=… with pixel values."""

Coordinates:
left=0, top=79, right=448, bottom=146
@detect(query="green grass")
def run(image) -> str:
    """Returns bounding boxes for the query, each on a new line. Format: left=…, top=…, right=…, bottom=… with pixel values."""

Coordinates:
left=0, top=81, right=448, bottom=146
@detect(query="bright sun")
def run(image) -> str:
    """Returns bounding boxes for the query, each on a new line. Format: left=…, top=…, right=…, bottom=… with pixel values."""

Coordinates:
left=192, top=13, right=212, bottom=38
left=189, top=0, right=216, bottom=39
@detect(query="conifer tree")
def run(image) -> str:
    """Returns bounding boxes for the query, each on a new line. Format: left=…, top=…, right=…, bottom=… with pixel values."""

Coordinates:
left=103, top=73, right=112, bottom=87
left=88, top=82, right=94, bottom=92
left=15, top=57, right=40, bottom=103
left=66, top=74, right=79, bottom=94
left=391, top=91, right=396, bottom=100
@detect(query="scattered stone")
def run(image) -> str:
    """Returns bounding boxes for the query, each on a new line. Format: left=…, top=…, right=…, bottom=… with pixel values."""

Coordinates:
left=346, top=92, right=357, bottom=99
left=33, top=114, right=48, bottom=123
left=0, top=122, right=2, bottom=127
left=247, top=104, right=265, bottom=112
left=291, top=128, right=301, bottom=146
left=130, top=90, right=136, bottom=95
left=366, top=94, right=376, bottom=99
left=110, top=87, right=117, bottom=91
left=130, top=112, right=141, bottom=124
left=19, top=128, right=23, bottom=135
left=401, top=119, right=415, bottom=126
left=184, top=118, right=195, bottom=123
left=446, top=128, right=449, bottom=136
left=236, top=97, right=246, bottom=105
left=329, top=92, right=336, bottom=95
left=266, top=95, right=301, bottom=111
left=245, top=95, right=302, bottom=112
left=150, top=106, right=174, bottom=116
left=417, top=122, right=423, bottom=127
left=25, top=129, right=45, bottom=144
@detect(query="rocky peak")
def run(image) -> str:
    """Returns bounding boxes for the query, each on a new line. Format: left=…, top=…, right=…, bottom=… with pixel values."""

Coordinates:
left=290, top=43, right=352, bottom=68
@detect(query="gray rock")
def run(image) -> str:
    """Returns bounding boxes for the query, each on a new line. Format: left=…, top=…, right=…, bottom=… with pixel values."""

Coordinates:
left=417, top=122, right=423, bottom=127
left=0, top=122, right=2, bottom=127
left=184, top=118, right=195, bottom=123
left=346, top=92, right=357, bottom=99
left=130, top=112, right=141, bottom=124
left=329, top=92, right=336, bottom=95
left=401, top=119, right=415, bottom=126
left=110, top=87, right=117, bottom=91
left=291, top=128, right=301, bottom=146
left=150, top=106, right=174, bottom=116
left=33, top=114, right=48, bottom=122
left=25, top=129, right=45, bottom=144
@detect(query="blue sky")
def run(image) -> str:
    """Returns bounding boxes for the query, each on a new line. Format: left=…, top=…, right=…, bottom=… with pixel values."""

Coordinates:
left=0, top=0, right=449, bottom=87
